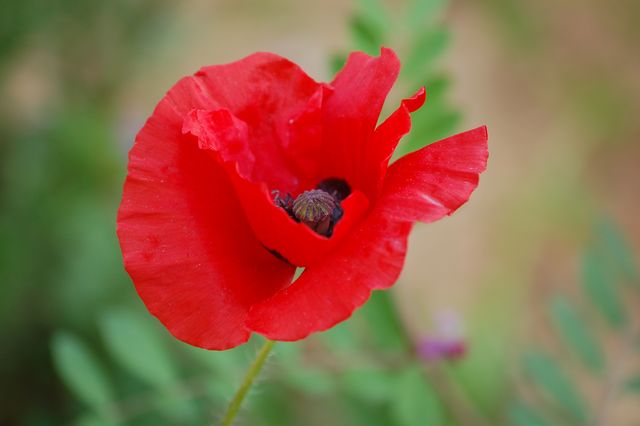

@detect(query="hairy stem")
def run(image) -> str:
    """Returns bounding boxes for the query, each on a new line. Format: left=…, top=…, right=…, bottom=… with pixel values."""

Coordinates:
left=219, top=339, right=275, bottom=426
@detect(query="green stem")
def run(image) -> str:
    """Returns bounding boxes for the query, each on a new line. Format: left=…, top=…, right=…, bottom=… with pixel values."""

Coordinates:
left=219, top=339, right=275, bottom=426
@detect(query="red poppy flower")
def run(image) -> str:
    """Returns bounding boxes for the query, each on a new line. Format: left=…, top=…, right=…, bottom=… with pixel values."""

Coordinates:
left=117, top=48, right=488, bottom=350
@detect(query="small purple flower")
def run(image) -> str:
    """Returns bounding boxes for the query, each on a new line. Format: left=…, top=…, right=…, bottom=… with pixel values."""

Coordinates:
left=417, top=310, right=467, bottom=362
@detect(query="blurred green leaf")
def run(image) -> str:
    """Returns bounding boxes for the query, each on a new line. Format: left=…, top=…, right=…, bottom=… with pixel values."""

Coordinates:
left=100, top=309, right=200, bottom=421
left=74, top=413, right=113, bottom=426
left=0, top=0, right=60, bottom=70
left=153, top=391, right=199, bottom=423
left=361, top=291, right=410, bottom=352
left=523, top=351, right=588, bottom=423
left=343, top=395, right=394, bottom=426
left=508, top=400, right=553, bottom=426
left=51, top=332, right=114, bottom=413
left=319, top=320, right=361, bottom=354
left=330, top=52, right=348, bottom=74
left=405, top=0, right=448, bottom=29
left=99, top=308, right=178, bottom=388
left=414, top=106, right=461, bottom=139
left=284, top=368, right=335, bottom=395
left=53, top=203, right=125, bottom=326
left=582, top=247, right=627, bottom=328
left=596, top=218, right=638, bottom=283
left=423, top=75, right=451, bottom=102
left=274, top=340, right=302, bottom=363
left=399, top=107, right=461, bottom=156
left=355, top=0, right=388, bottom=35
left=391, top=367, right=444, bottom=426
left=404, top=27, right=450, bottom=80
left=624, top=376, right=640, bottom=393
left=248, top=382, right=296, bottom=426
left=189, top=341, right=252, bottom=382
left=350, top=14, right=385, bottom=55
left=274, top=342, right=333, bottom=397
left=340, top=368, right=394, bottom=402
left=549, top=297, right=604, bottom=373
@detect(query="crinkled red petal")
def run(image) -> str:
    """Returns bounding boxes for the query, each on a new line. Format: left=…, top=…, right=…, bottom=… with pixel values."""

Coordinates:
left=246, top=126, right=488, bottom=341
left=183, top=109, right=254, bottom=179
left=194, top=52, right=322, bottom=192
left=361, top=87, right=426, bottom=196
left=117, top=76, right=295, bottom=350
left=118, top=48, right=488, bottom=348
left=381, top=126, right=489, bottom=223
left=321, top=48, right=401, bottom=194
left=246, top=208, right=413, bottom=341
left=229, top=175, right=370, bottom=266
left=182, top=105, right=371, bottom=267
left=282, top=85, right=332, bottom=188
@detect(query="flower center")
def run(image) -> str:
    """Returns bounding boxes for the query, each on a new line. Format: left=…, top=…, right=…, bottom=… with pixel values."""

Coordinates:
left=273, top=179, right=350, bottom=237
left=293, top=189, right=335, bottom=235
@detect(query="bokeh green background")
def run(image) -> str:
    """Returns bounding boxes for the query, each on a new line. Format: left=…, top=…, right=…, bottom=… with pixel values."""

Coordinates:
left=1, top=0, right=639, bottom=425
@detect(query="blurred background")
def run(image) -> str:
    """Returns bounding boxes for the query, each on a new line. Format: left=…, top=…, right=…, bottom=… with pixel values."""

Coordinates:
left=1, top=0, right=639, bottom=425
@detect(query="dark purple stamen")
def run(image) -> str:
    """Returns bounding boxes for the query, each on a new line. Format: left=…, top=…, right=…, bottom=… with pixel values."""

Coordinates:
left=272, top=179, right=349, bottom=237
left=316, top=178, right=351, bottom=201
left=272, top=190, right=294, bottom=211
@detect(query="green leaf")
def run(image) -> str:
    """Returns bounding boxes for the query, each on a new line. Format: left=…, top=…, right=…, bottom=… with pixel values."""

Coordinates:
left=361, top=291, right=410, bottom=351
left=596, top=218, right=638, bottom=283
left=523, top=351, right=588, bottom=422
left=284, top=368, right=335, bottom=395
left=248, top=382, right=296, bottom=426
left=330, top=52, right=348, bottom=74
left=74, top=413, right=113, bottom=426
left=318, top=318, right=361, bottom=354
left=274, top=340, right=302, bottom=363
left=153, top=391, right=199, bottom=423
left=404, top=27, right=450, bottom=79
left=391, top=367, right=444, bottom=426
left=508, top=400, right=553, bottom=426
left=398, top=107, right=461, bottom=156
left=413, top=105, right=461, bottom=138
left=624, top=376, right=640, bottom=393
left=189, top=340, right=253, bottom=381
left=355, top=0, right=388, bottom=34
left=343, top=395, right=394, bottom=426
left=99, top=308, right=177, bottom=388
left=549, top=297, right=604, bottom=373
left=51, top=331, right=114, bottom=412
left=405, top=0, right=448, bottom=30
left=279, top=338, right=335, bottom=396
left=423, top=75, right=451, bottom=102
left=350, top=14, right=385, bottom=55
left=582, top=247, right=627, bottom=328
left=341, top=368, right=394, bottom=402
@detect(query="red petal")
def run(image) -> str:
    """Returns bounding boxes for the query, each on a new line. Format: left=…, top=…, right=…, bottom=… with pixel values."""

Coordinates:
left=381, top=126, right=489, bottom=223
left=183, top=109, right=254, bottom=179
left=117, top=76, right=295, bottom=350
left=362, top=87, right=426, bottom=196
left=182, top=101, right=371, bottom=267
left=282, top=85, right=331, bottom=187
left=195, top=52, right=322, bottom=192
left=321, top=48, right=401, bottom=191
left=247, top=209, right=412, bottom=341
left=230, top=175, right=370, bottom=267
left=245, top=126, right=487, bottom=341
